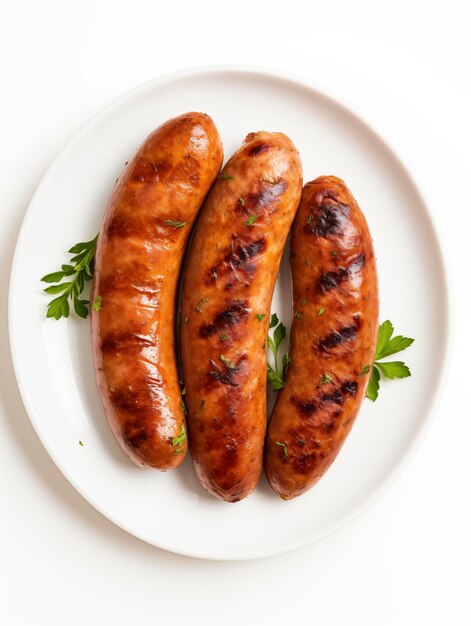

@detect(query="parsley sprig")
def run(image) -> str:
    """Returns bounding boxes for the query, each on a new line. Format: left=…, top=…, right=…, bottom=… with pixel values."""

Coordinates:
left=41, top=235, right=98, bottom=320
left=267, top=313, right=290, bottom=391
left=164, top=219, right=186, bottom=229
left=366, top=320, right=414, bottom=401
left=170, top=424, right=186, bottom=455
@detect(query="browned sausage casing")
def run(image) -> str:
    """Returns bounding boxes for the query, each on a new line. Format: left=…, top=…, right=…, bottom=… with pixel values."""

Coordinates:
left=91, top=112, right=223, bottom=470
left=181, top=132, right=302, bottom=502
left=265, top=176, right=379, bottom=499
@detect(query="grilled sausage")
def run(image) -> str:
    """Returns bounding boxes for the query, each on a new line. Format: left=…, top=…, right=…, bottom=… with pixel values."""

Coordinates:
left=91, top=112, right=223, bottom=470
left=181, top=131, right=302, bottom=501
left=265, top=176, right=379, bottom=499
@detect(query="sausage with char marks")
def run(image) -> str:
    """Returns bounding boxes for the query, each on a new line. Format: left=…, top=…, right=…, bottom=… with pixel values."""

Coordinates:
left=181, top=131, right=302, bottom=501
left=265, top=175, right=379, bottom=499
left=91, top=112, right=223, bottom=470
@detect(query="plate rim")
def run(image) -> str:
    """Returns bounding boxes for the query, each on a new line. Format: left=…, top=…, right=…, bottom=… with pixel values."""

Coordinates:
left=8, top=64, right=454, bottom=560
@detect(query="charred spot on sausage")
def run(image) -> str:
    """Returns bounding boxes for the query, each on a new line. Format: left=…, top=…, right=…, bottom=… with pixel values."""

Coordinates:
left=341, top=381, right=358, bottom=396
left=291, top=397, right=318, bottom=417
left=317, top=317, right=360, bottom=352
left=246, top=179, right=287, bottom=209
left=200, top=300, right=249, bottom=337
left=131, top=159, right=172, bottom=183
left=293, top=452, right=318, bottom=475
left=307, top=202, right=348, bottom=238
left=227, top=238, right=265, bottom=268
left=101, top=331, right=155, bottom=353
left=318, top=268, right=349, bottom=293
left=208, top=355, right=246, bottom=387
left=322, top=190, right=339, bottom=201
left=223, top=441, right=239, bottom=468
left=317, top=253, right=365, bottom=293
left=212, top=238, right=266, bottom=282
left=121, top=414, right=154, bottom=449
left=321, top=389, right=344, bottom=405
left=248, top=142, right=270, bottom=156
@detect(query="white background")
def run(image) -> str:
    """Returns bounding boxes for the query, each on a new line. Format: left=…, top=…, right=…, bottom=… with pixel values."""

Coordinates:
left=1, top=1, right=470, bottom=624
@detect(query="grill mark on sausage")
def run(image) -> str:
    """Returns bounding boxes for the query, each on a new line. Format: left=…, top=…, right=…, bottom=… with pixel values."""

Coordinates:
left=130, top=159, right=172, bottom=183
left=291, top=397, right=318, bottom=417
left=107, top=212, right=187, bottom=241
left=222, top=441, right=239, bottom=469
left=321, top=389, right=344, bottom=405
left=318, top=267, right=349, bottom=293
left=248, top=141, right=270, bottom=156
left=101, top=331, right=155, bottom=353
left=199, top=300, right=249, bottom=337
left=293, top=452, right=318, bottom=475
left=176, top=153, right=201, bottom=184
left=246, top=179, right=288, bottom=209
left=322, top=190, right=339, bottom=201
left=213, top=238, right=266, bottom=282
left=107, top=214, right=160, bottom=240
left=110, top=384, right=157, bottom=411
left=317, top=253, right=365, bottom=293
left=123, top=423, right=150, bottom=449
left=230, top=239, right=266, bottom=265
left=208, top=354, right=247, bottom=387
left=99, top=268, right=160, bottom=296
left=341, top=381, right=358, bottom=396
left=317, top=316, right=361, bottom=353
left=306, top=202, right=349, bottom=237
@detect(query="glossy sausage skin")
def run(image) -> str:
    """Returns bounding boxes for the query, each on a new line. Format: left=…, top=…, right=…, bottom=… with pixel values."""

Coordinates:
left=181, top=132, right=302, bottom=501
left=265, top=176, right=379, bottom=499
left=91, top=112, right=223, bottom=470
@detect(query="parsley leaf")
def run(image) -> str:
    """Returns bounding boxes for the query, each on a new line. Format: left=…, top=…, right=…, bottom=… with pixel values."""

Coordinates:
left=41, top=234, right=98, bottom=320
left=366, top=365, right=380, bottom=401
left=220, top=354, right=236, bottom=369
left=282, top=352, right=291, bottom=370
left=275, top=441, right=288, bottom=459
left=267, top=315, right=289, bottom=391
left=195, top=298, right=208, bottom=312
left=374, top=320, right=394, bottom=360
left=170, top=424, right=186, bottom=455
left=164, top=219, right=187, bottom=228
left=243, top=214, right=258, bottom=226
left=255, top=313, right=265, bottom=322
left=219, top=174, right=234, bottom=180
left=366, top=320, right=414, bottom=401
left=267, top=364, right=284, bottom=390
left=376, top=335, right=415, bottom=360
left=375, top=361, right=411, bottom=379
left=92, top=295, right=102, bottom=312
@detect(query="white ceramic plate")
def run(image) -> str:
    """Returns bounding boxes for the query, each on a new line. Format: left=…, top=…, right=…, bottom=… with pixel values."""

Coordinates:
left=9, top=66, right=450, bottom=560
